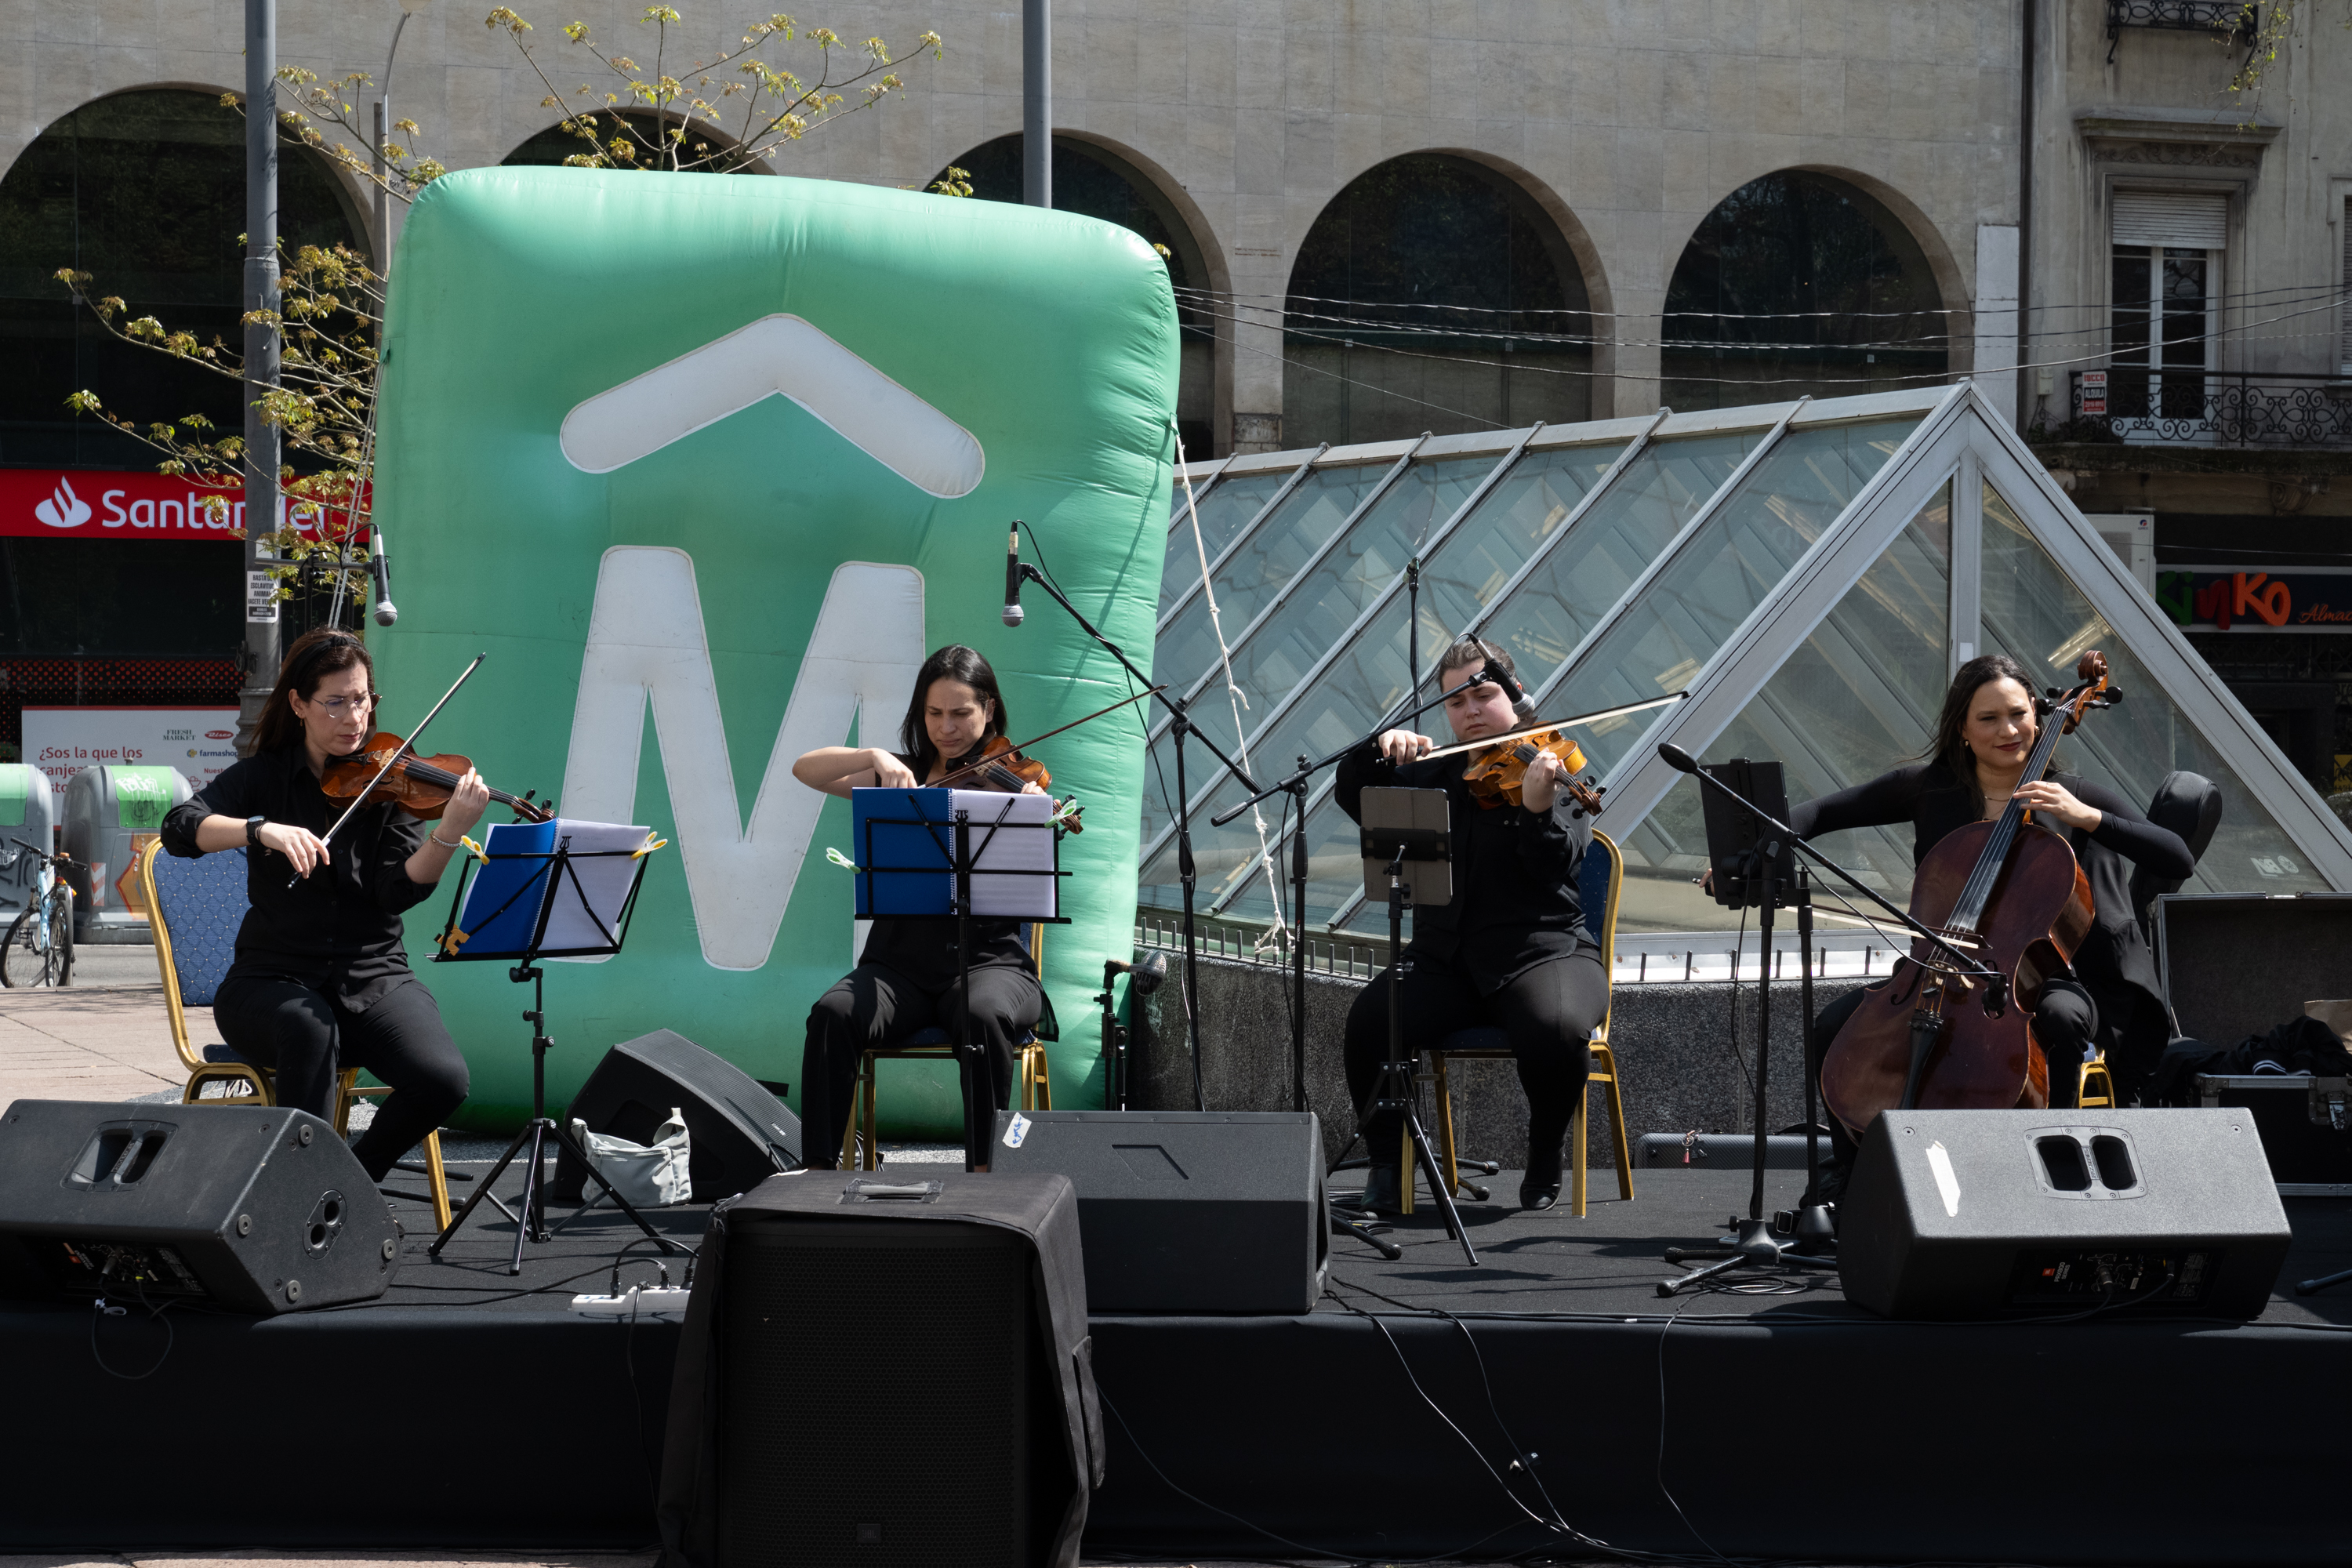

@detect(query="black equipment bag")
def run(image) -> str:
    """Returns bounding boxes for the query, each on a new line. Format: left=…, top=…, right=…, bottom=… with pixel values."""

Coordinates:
left=1839, top=1108, right=2290, bottom=1320
left=550, top=1028, right=801, bottom=1203
left=657, top=1170, right=1101, bottom=1568
left=0, top=1101, right=396, bottom=1314
left=988, top=1109, right=1328, bottom=1313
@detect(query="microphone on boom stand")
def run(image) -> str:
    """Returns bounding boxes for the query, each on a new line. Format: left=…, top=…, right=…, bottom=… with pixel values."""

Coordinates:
left=1002, top=524, right=1026, bottom=628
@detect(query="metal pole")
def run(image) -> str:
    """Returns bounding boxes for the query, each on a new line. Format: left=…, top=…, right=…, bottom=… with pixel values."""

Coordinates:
left=1022, top=0, right=1050, bottom=208
left=373, top=9, right=410, bottom=273
left=237, top=0, right=282, bottom=757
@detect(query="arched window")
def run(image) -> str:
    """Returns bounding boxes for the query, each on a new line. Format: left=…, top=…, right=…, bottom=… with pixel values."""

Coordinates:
left=0, top=89, right=364, bottom=469
left=503, top=110, right=766, bottom=172
left=936, top=135, right=1213, bottom=459
left=1662, top=171, right=1947, bottom=412
left=1284, top=154, right=1591, bottom=448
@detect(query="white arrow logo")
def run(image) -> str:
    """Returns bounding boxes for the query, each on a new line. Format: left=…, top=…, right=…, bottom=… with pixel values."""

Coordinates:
left=558, top=314, right=985, bottom=497
left=34, top=477, right=92, bottom=529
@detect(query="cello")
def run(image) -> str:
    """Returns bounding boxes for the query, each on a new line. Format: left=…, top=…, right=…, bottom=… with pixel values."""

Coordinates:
left=1818, top=650, right=2122, bottom=1134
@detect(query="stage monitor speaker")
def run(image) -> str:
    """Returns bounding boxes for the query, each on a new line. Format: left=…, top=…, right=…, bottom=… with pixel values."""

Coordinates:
left=1840, top=1109, right=2292, bottom=1320
left=0, top=1101, right=396, bottom=1315
left=658, top=1171, right=1098, bottom=1568
left=988, top=1109, right=1328, bottom=1313
left=550, top=1028, right=800, bottom=1203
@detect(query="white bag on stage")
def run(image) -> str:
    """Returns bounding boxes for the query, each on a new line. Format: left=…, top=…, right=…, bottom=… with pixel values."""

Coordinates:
left=570, top=1108, right=691, bottom=1209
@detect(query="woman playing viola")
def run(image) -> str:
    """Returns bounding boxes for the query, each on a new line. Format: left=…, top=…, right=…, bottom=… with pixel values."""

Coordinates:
left=790, top=644, right=1047, bottom=1168
left=1777, top=653, right=2194, bottom=1192
left=158, top=629, right=484, bottom=1184
left=1337, top=635, right=1608, bottom=1213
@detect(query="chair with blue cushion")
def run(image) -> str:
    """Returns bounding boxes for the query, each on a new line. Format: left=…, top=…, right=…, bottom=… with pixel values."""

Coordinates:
left=840, top=924, right=1058, bottom=1171
left=1426, top=828, right=1632, bottom=1218
left=141, top=839, right=456, bottom=1229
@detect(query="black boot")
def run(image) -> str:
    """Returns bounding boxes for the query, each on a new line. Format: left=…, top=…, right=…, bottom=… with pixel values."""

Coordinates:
left=1521, top=1120, right=1568, bottom=1210
left=1359, top=1161, right=1405, bottom=1216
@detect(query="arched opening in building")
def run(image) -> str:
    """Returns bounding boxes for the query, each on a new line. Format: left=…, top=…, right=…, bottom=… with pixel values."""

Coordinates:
left=1662, top=170, right=1947, bottom=412
left=936, top=134, right=1212, bottom=459
left=0, top=88, right=365, bottom=470
left=502, top=109, right=768, bottom=172
left=1283, top=154, right=1592, bottom=448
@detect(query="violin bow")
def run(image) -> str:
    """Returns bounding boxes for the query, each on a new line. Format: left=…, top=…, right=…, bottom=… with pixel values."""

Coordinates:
left=1414, top=691, right=1687, bottom=763
left=928, top=685, right=1165, bottom=789
left=292, top=652, right=487, bottom=890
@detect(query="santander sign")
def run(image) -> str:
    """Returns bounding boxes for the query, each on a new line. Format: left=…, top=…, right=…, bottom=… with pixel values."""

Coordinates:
left=0, top=468, right=365, bottom=542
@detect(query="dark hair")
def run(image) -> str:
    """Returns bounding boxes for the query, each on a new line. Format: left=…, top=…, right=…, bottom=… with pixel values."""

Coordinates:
left=1433, top=633, right=1513, bottom=689
left=1922, top=652, right=2041, bottom=785
left=898, top=644, right=1009, bottom=779
left=256, top=629, right=376, bottom=753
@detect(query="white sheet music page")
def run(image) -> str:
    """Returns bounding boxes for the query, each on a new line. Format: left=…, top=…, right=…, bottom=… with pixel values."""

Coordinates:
left=542, top=819, right=656, bottom=956
left=950, top=789, right=1057, bottom=920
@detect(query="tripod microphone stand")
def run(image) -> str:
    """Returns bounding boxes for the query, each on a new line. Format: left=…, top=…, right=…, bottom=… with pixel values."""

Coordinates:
left=1653, top=744, right=2006, bottom=1296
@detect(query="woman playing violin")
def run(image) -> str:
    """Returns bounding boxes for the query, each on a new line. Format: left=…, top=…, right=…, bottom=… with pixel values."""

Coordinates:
left=158, top=629, right=484, bottom=1185
left=1773, top=653, right=2194, bottom=1192
left=791, top=644, right=1047, bottom=1168
left=1336, top=635, right=1607, bottom=1213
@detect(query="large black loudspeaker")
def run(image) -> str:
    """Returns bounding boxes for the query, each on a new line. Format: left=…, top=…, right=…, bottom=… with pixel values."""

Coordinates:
left=550, top=1029, right=800, bottom=1203
left=659, top=1171, right=1098, bottom=1568
left=988, top=1109, right=1328, bottom=1313
left=0, top=1101, right=396, bottom=1314
left=1839, top=1109, right=2292, bottom=1320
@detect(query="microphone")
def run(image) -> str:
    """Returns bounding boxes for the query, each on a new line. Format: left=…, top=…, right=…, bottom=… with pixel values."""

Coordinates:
left=1483, top=659, right=1537, bottom=723
left=1105, top=950, right=1167, bottom=996
left=1657, top=742, right=1699, bottom=775
left=368, top=532, right=397, bottom=626
left=1002, top=524, right=1025, bottom=628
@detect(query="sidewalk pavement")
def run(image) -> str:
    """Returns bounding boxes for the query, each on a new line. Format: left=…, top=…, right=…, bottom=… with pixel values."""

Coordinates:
left=0, top=955, right=191, bottom=1112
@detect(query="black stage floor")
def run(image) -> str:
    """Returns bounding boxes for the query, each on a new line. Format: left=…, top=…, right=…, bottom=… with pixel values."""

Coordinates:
left=5, top=1160, right=2350, bottom=1562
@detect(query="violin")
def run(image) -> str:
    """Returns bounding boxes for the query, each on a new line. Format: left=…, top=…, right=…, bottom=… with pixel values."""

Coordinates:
left=931, top=736, right=1083, bottom=833
left=1460, top=731, right=1607, bottom=817
left=321, top=731, right=552, bottom=825
left=1818, top=650, right=2121, bottom=1135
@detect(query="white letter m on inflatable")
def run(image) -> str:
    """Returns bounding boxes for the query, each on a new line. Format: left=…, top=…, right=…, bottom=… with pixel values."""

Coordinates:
left=557, top=547, right=924, bottom=970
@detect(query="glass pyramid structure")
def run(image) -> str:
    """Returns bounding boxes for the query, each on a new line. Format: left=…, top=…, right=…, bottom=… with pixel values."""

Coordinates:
left=1144, top=383, right=2352, bottom=938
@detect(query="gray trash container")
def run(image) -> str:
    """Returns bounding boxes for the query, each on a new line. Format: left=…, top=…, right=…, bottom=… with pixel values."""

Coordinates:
left=0, top=764, right=58, bottom=917
left=60, top=764, right=193, bottom=940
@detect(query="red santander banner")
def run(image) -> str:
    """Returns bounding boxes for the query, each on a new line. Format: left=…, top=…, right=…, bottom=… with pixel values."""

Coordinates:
left=0, top=467, right=366, bottom=542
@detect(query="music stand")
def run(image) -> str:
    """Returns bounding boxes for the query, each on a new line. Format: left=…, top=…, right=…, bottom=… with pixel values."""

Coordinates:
left=851, top=787, right=1067, bottom=1172
left=1356, top=786, right=1477, bottom=1267
left=426, top=820, right=681, bottom=1274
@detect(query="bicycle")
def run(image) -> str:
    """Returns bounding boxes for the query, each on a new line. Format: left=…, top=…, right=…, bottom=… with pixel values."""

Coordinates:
left=1, top=835, right=80, bottom=989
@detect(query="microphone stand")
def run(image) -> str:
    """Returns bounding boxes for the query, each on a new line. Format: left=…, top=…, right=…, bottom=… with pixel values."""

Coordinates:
left=1653, top=743, right=2008, bottom=1297
left=1011, top=562, right=1261, bottom=1112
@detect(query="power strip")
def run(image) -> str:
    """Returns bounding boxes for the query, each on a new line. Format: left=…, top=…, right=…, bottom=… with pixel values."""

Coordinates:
left=569, top=1286, right=692, bottom=1319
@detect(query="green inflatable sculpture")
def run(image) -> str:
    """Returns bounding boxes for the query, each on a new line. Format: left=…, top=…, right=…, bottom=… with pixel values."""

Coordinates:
left=372, top=168, right=1178, bottom=1136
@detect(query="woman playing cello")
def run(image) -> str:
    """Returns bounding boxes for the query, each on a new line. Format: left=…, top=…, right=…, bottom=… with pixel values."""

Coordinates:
left=1778, top=653, right=2193, bottom=1194
left=790, top=645, right=1047, bottom=1168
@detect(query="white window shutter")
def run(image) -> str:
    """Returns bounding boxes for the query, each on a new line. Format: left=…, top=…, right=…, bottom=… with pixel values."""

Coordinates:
left=2112, top=191, right=2228, bottom=250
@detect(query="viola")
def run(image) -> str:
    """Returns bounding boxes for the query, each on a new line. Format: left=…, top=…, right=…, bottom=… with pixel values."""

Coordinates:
left=1818, top=650, right=2121, bottom=1135
left=321, top=731, right=552, bottom=825
left=1460, top=730, right=1607, bottom=817
left=932, top=736, right=1084, bottom=833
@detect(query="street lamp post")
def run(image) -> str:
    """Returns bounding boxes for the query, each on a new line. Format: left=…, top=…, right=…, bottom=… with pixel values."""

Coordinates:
left=1022, top=0, right=1049, bottom=209
left=371, top=0, right=430, bottom=270
left=237, top=0, right=281, bottom=757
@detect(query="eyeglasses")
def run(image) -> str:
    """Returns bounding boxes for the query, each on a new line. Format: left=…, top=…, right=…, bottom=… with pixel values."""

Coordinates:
left=313, top=693, right=376, bottom=718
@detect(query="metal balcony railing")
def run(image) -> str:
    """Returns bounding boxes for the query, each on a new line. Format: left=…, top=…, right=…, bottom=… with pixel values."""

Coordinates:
left=2063, top=366, right=2352, bottom=450
left=2107, top=1, right=2257, bottom=62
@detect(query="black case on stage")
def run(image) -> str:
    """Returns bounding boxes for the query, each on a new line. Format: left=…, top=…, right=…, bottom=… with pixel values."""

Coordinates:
left=1839, top=1108, right=2291, bottom=1320
left=0, top=1101, right=396, bottom=1314
left=2157, top=892, right=2352, bottom=1191
left=988, top=1109, right=1329, bottom=1314
left=548, top=1028, right=801, bottom=1203
left=656, top=1171, right=1101, bottom=1568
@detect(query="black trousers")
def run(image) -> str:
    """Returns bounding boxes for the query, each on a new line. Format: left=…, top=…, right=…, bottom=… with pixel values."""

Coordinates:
left=1808, top=976, right=2098, bottom=1173
left=803, top=962, right=1044, bottom=1170
left=1343, top=947, right=1609, bottom=1168
left=212, top=974, right=471, bottom=1183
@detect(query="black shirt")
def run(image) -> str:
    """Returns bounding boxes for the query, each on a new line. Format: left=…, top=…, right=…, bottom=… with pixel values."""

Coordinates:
left=1788, top=760, right=2194, bottom=1003
left=853, top=752, right=1038, bottom=988
left=1334, top=741, right=1593, bottom=993
left=160, top=747, right=438, bottom=1011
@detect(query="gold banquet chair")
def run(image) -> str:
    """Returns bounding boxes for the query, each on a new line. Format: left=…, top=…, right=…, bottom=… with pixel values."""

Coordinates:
left=840, top=924, right=1058, bottom=1171
left=142, top=839, right=456, bottom=1229
left=1428, top=828, right=1634, bottom=1218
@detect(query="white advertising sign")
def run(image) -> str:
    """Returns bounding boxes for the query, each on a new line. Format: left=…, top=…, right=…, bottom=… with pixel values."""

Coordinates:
left=21, top=707, right=239, bottom=800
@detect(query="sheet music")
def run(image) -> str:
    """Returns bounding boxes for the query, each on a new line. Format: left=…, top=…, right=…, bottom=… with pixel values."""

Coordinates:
left=454, top=818, right=651, bottom=957
left=540, top=820, right=655, bottom=950
left=959, top=789, right=1056, bottom=920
